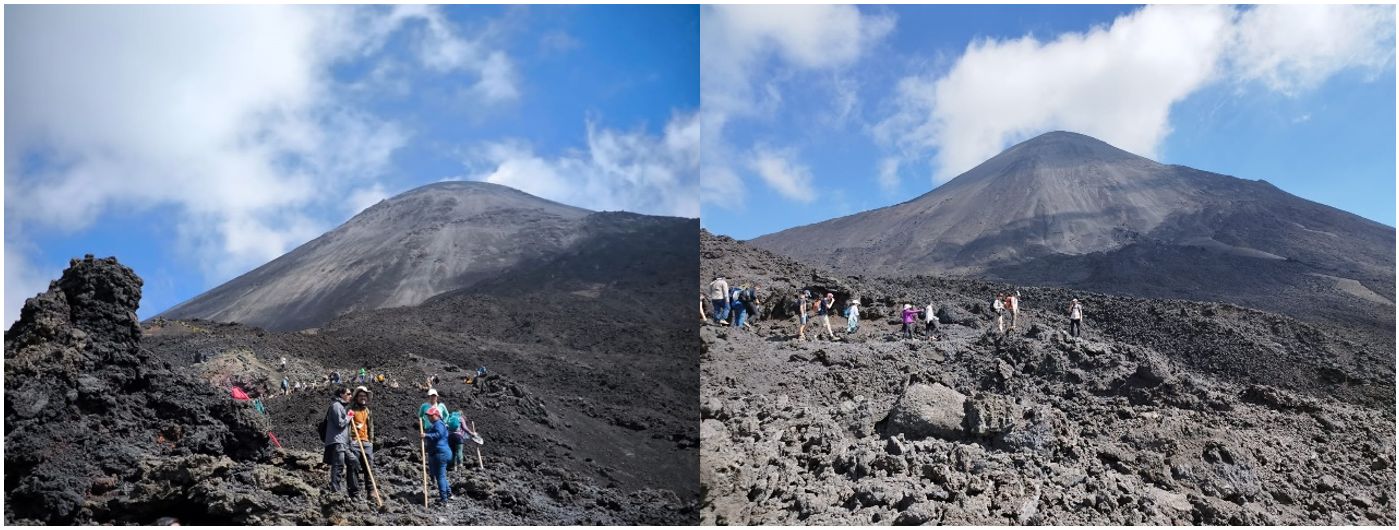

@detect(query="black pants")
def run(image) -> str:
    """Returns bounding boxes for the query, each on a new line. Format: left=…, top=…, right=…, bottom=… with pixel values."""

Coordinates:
left=1070, top=319, right=1081, bottom=337
left=925, top=321, right=937, bottom=335
left=901, top=323, right=914, bottom=338
left=327, top=443, right=362, bottom=496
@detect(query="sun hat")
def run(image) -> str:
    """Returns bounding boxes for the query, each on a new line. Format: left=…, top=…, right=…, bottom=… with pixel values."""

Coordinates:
left=427, top=388, right=439, bottom=396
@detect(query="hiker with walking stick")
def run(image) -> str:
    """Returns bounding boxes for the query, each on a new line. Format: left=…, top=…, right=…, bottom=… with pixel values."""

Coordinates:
left=348, top=386, right=382, bottom=507
left=421, top=407, right=454, bottom=505
left=322, top=387, right=356, bottom=497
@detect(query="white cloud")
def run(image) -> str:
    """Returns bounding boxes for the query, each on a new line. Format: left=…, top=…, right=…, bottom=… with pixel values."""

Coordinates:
left=4, top=240, right=57, bottom=327
left=701, top=5, right=893, bottom=209
left=467, top=112, right=700, bottom=218
left=875, top=4, right=1396, bottom=184
left=748, top=147, right=817, bottom=203
left=1232, top=4, right=1396, bottom=94
left=345, top=183, right=392, bottom=217
left=4, top=5, right=517, bottom=321
left=878, top=157, right=901, bottom=193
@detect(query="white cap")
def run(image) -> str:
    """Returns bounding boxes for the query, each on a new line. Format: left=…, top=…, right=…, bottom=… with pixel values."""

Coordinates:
left=427, top=388, right=439, bottom=396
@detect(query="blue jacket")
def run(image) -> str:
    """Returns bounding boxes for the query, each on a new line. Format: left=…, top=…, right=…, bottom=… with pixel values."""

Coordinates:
left=423, top=419, right=452, bottom=457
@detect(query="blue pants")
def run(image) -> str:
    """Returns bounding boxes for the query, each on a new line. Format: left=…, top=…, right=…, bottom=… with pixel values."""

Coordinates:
left=428, top=451, right=451, bottom=502
left=847, top=314, right=859, bottom=332
left=733, top=306, right=747, bottom=329
left=712, top=299, right=729, bottom=323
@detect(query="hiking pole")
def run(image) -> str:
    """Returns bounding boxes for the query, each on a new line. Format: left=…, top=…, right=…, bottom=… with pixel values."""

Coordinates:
left=418, top=419, right=429, bottom=508
left=355, top=434, right=383, bottom=509
left=472, top=421, right=484, bottom=470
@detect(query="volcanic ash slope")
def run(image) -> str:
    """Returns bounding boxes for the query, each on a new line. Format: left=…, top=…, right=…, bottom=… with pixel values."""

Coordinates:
left=699, top=231, right=1395, bottom=525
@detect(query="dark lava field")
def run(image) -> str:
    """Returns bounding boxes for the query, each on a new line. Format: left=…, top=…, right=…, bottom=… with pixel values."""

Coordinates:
left=700, top=230, right=1395, bottom=525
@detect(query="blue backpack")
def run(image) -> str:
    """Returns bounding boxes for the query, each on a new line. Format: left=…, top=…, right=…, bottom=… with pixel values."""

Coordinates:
left=446, top=411, right=462, bottom=431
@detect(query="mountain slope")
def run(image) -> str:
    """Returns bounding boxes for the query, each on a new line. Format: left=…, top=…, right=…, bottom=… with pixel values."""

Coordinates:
left=158, top=182, right=599, bottom=331
left=750, top=131, right=1395, bottom=334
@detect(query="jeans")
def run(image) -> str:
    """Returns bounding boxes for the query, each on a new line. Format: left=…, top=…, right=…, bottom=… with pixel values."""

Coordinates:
left=326, top=444, right=359, bottom=495
left=733, top=306, right=748, bottom=329
left=428, top=451, right=452, bottom=502
left=712, top=299, right=729, bottom=323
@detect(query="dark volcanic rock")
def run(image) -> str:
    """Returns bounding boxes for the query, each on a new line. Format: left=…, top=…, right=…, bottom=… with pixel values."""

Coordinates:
left=883, top=383, right=967, bottom=440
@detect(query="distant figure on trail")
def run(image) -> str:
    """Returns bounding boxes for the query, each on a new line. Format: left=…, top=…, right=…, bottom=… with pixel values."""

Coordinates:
left=420, top=388, right=449, bottom=430
left=1068, top=298, right=1084, bottom=338
left=741, top=284, right=760, bottom=324
left=348, top=386, right=375, bottom=499
left=389, top=378, right=400, bottom=389
left=924, top=302, right=939, bottom=339
left=845, top=299, right=860, bottom=334
left=1008, top=291, right=1021, bottom=330
left=992, top=294, right=1005, bottom=333
left=323, top=387, right=356, bottom=497
left=421, top=407, right=453, bottom=505
left=280, top=356, right=287, bottom=371
left=730, top=286, right=748, bottom=331
left=708, top=276, right=731, bottom=325
left=331, top=372, right=341, bottom=385
left=819, top=293, right=837, bottom=339
left=281, top=376, right=290, bottom=396
left=375, top=373, right=385, bottom=386
left=294, top=380, right=303, bottom=393
left=901, top=304, right=918, bottom=339
left=796, top=290, right=812, bottom=341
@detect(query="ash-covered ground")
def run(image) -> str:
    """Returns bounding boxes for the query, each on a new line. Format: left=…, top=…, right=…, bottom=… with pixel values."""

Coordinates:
left=6, top=226, right=698, bottom=525
left=700, top=231, right=1395, bottom=525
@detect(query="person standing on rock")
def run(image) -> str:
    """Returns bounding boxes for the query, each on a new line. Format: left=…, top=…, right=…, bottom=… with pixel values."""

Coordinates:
left=348, top=386, right=376, bottom=499
left=1068, top=298, right=1084, bottom=338
left=820, top=293, right=838, bottom=339
left=900, top=304, right=918, bottom=339
left=992, top=294, right=1005, bottom=333
left=420, top=388, right=449, bottom=430
left=421, top=407, right=454, bottom=505
left=1009, top=291, right=1021, bottom=330
left=708, top=276, right=730, bottom=325
left=924, top=301, right=939, bottom=339
left=845, top=299, right=860, bottom=334
left=323, top=387, right=359, bottom=497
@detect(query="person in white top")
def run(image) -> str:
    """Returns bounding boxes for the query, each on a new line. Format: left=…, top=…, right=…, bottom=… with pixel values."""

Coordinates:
left=923, top=302, right=938, bottom=339
left=1008, top=291, right=1020, bottom=330
left=1068, top=298, right=1084, bottom=338
left=708, top=276, right=730, bottom=324
left=845, top=299, right=861, bottom=334
left=992, top=294, right=1005, bottom=333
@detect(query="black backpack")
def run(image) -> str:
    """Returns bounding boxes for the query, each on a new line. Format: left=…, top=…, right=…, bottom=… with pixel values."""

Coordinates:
left=316, top=417, right=328, bottom=441
left=740, top=288, right=755, bottom=303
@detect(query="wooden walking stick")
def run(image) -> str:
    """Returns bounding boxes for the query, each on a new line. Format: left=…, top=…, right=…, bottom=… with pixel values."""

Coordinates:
left=354, top=430, right=383, bottom=508
left=418, top=418, right=429, bottom=508
left=472, top=421, right=484, bottom=470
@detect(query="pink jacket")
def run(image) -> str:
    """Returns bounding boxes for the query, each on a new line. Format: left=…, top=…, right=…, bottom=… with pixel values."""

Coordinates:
left=901, top=308, right=918, bottom=324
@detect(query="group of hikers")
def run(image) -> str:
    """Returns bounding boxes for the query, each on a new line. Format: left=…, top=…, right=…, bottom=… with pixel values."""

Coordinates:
left=278, top=367, right=399, bottom=397
left=321, top=385, right=481, bottom=507
left=704, top=275, right=1089, bottom=340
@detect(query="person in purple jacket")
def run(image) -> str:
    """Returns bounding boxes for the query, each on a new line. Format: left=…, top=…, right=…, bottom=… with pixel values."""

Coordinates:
left=900, top=304, right=919, bottom=340
left=420, top=407, right=454, bottom=505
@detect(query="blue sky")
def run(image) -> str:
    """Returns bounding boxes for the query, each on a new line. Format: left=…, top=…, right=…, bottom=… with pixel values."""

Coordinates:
left=700, top=5, right=1396, bottom=239
left=5, top=5, right=698, bottom=323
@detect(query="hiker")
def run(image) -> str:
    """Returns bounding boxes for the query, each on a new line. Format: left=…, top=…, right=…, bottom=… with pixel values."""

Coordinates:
left=420, top=388, right=449, bottom=430
left=819, top=293, right=837, bottom=339
left=796, top=290, right=812, bottom=340
left=281, top=376, right=290, bottom=396
left=446, top=410, right=468, bottom=471
left=294, top=380, right=303, bottom=393
left=358, top=368, right=367, bottom=384
left=323, top=387, right=360, bottom=497
left=421, top=407, right=453, bottom=505
left=1008, top=291, right=1021, bottom=330
left=741, top=284, right=760, bottom=324
left=900, top=304, right=918, bottom=339
left=376, top=373, right=386, bottom=386
left=348, top=386, right=375, bottom=497
left=700, top=293, right=707, bottom=323
left=280, top=356, right=287, bottom=371
left=845, top=299, right=860, bottom=334
left=730, top=286, right=748, bottom=331
left=1068, top=298, right=1084, bottom=338
left=924, top=302, right=939, bottom=339
left=992, top=294, right=1005, bottom=333
left=708, top=276, right=731, bottom=325
left=331, top=371, right=341, bottom=385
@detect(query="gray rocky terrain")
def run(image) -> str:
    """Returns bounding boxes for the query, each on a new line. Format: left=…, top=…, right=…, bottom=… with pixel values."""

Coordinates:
left=158, top=181, right=597, bottom=332
left=750, top=131, right=1395, bottom=338
left=700, top=231, right=1394, bottom=525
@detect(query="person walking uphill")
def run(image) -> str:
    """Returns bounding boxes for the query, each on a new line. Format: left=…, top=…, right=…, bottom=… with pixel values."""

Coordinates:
left=820, top=293, right=838, bottom=339
left=421, top=407, right=454, bottom=505
left=1068, top=298, right=1084, bottom=338
left=708, top=276, right=730, bottom=325
left=323, top=387, right=361, bottom=498
left=992, top=294, right=1005, bottom=333
left=900, top=304, right=918, bottom=339
left=1008, top=291, right=1021, bottom=330
left=796, top=290, right=812, bottom=341
left=845, top=299, right=860, bottom=334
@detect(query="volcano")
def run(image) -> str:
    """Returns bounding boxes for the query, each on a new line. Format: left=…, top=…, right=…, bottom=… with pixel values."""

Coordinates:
left=750, top=131, right=1395, bottom=335
left=160, top=181, right=628, bottom=331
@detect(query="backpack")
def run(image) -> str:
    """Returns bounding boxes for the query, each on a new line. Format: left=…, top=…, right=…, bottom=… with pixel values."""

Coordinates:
left=447, top=411, right=462, bottom=431
left=315, top=417, right=328, bottom=441
left=739, top=288, right=754, bottom=303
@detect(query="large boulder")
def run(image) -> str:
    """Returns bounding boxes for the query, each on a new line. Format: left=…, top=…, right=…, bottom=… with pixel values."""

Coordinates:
left=883, top=383, right=967, bottom=440
left=937, top=305, right=978, bottom=326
